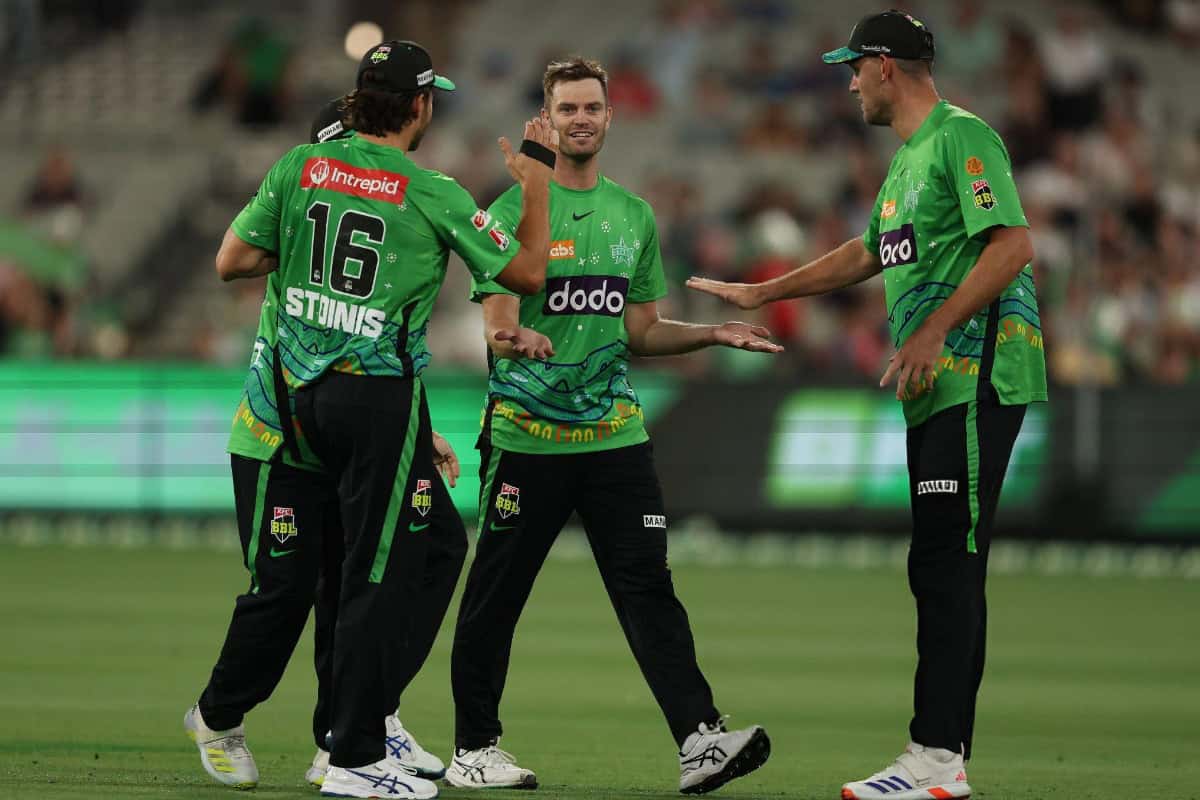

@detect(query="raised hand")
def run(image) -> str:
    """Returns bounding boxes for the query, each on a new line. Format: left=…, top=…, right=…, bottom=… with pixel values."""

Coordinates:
left=712, top=321, right=784, bottom=353
left=498, top=116, right=560, bottom=184
left=494, top=327, right=555, bottom=360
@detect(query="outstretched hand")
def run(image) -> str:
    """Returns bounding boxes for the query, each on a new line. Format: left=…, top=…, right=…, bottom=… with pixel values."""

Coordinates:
left=494, top=327, right=555, bottom=360
left=498, top=116, right=560, bottom=184
left=686, top=277, right=766, bottom=310
left=712, top=321, right=784, bottom=353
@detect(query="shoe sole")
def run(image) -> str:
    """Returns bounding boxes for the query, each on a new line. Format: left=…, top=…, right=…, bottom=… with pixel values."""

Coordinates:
left=841, top=786, right=971, bottom=800
left=681, top=727, right=771, bottom=795
left=443, top=773, right=538, bottom=790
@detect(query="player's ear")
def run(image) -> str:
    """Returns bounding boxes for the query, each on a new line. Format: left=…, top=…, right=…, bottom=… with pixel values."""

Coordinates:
left=604, top=102, right=614, bottom=127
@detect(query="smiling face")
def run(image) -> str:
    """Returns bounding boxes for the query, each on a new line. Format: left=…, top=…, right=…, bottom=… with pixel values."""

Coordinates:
left=545, top=77, right=612, bottom=163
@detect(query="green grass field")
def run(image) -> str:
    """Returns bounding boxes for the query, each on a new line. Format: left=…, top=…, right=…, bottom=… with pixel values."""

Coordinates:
left=0, top=542, right=1197, bottom=799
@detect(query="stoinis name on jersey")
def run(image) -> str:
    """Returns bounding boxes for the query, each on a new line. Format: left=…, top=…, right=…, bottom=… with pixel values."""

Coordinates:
left=544, top=275, right=629, bottom=317
left=549, top=240, right=575, bottom=260
left=300, top=157, right=410, bottom=203
left=283, top=288, right=388, bottom=338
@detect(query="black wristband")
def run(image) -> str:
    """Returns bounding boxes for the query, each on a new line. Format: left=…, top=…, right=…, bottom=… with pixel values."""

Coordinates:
left=519, top=139, right=556, bottom=169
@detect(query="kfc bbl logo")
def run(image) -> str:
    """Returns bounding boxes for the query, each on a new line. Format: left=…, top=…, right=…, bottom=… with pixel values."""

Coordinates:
left=412, top=479, right=432, bottom=517
left=271, top=507, right=298, bottom=543
left=495, top=483, right=521, bottom=519
left=972, top=179, right=996, bottom=211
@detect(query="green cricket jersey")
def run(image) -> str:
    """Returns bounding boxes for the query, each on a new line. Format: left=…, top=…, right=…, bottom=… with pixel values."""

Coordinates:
left=864, top=100, right=1048, bottom=427
left=471, top=176, right=668, bottom=454
left=226, top=133, right=518, bottom=463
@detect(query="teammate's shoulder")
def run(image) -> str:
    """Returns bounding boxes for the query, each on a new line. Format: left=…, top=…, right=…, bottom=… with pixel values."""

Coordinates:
left=492, top=181, right=522, bottom=205
left=407, top=167, right=468, bottom=195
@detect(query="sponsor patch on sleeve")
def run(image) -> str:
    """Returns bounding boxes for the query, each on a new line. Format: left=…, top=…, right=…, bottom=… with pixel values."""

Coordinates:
left=965, top=156, right=984, bottom=175
left=471, top=209, right=491, bottom=232
left=971, top=179, right=996, bottom=210
left=488, top=224, right=510, bottom=251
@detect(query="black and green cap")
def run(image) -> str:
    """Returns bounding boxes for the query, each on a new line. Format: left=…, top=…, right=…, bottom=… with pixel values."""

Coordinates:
left=822, top=9, right=935, bottom=65
left=310, top=96, right=353, bottom=144
left=357, top=40, right=456, bottom=93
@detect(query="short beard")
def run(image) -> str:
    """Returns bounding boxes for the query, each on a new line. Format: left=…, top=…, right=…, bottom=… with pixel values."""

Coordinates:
left=560, top=128, right=605, bottom=163
left=408, top=118, right=430, bottom=151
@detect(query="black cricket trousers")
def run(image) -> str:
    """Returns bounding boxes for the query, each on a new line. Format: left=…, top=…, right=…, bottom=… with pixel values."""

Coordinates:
left=452, top=440, right=720, bottom=750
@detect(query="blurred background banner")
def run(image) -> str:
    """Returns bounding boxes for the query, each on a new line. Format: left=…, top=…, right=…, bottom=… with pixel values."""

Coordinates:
left=2, top=0, right=1199, bottom=539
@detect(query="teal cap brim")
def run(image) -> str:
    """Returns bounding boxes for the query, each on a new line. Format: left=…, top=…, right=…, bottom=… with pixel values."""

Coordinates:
left=822, top=47, right=863, bottom=65
left=433, top=74, right=456, bottom=91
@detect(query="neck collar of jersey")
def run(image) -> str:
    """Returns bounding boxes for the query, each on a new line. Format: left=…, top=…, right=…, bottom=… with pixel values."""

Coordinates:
left=551, top=175, right=606, bottom=195
left=903, top=99, right=950, bottom=148
left=348, top=131, right=412, bottom=158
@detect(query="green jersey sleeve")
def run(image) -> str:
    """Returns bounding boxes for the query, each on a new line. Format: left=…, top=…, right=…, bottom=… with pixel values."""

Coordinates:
left=469, top=184, right=522, bottom=302
left=230, top=148, right=297, bottom=253
left=941, top=117, right=1028, bottom=240
left=628, top=203, right=667, bottom=304
left=863, top=186, right=885, bottom=255
left=419, top=173, right=519, bottom=286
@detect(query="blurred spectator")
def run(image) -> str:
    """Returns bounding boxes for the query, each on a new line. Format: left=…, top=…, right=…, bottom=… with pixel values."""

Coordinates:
left=643, top=0, right=718, bottom=106
left=740, top=102, right=808, bottom=153
left=606, top=51, right=661, bottom=119
left=935, top=0, right=1003, bottom=88
left=1038, top=7, right=1107, bottom=131
left=1020, top=134, right=1088, bottom=231
left=1, top=0, right=40, bottom=66
left=1167, top=0, right=1200, bottom=44
left=24, top=147, right=85, bottom=244
left=737, top=36, right=795, bottom=100
left=679, top=68, right=738, bottom=148
left=191, top=16, right=295, bottom=128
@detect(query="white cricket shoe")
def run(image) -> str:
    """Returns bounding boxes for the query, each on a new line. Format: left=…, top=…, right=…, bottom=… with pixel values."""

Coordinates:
left=841, top=742, right=971, bottom=800
left=321, top=759, right=440, bottom=799
left=307, top=748, right=331, bottom=787
left=386, top=715, right=446, bottom=779
left=678, top=717, right=770, bottom=795
left=443, top=743, right=537, bottom=789
left=183, top=704, right=258, bottom=789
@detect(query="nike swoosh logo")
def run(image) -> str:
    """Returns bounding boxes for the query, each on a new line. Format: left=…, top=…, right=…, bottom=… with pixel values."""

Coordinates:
left=269, top=547, right=297, bottom=558
left=572, top=210, right=595, bottom=221
left=489, top=524, right=517, bottom=533
left=409, top=522, right=431, bottom=532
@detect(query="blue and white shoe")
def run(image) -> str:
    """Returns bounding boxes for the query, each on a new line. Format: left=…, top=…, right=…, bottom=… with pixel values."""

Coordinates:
left=386, top=715, right=446, bottom=779
left=321, top=759, right=439, bottom=799
left=841, top=742, right=971, bottom=800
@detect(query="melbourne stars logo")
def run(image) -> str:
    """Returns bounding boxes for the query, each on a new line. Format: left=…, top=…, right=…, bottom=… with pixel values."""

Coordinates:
left=610, top=237, right=636, bottom=267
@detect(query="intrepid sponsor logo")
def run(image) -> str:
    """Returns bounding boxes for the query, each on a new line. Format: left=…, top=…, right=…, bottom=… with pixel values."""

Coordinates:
left=549, top=239, right=576, bottom=260
left=544, top=275, right=629, bottom=317
left=301, top=157, right=410, bottom=203
left=879, top=223, right=919, bottom=269
left=284, top=288, right=387, bottom=338
left=643, top=514, right=667, bottom=529
left=917, top=479, right=958, bottom=496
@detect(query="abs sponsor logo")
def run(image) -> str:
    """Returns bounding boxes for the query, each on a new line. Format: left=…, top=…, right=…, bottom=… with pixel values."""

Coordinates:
left=916, top=479, right=959, bottom=496
left=271, top=507, right=299, bottom=543
left=471, top=209, right=492, bottom=232
left=544, top=275, right=630, bottom=317
left=549, top=239, right=576, bottom=260
left=300, top=157, right=410, bottom=203
left=495, top=483, right=521, bottom=519
left=879, top=223, right=919, bottom=269
left=972, top=179, right=996, bottom=211
left=643, top=514, right=667, bottom=529
left=412, top=479, right=432, bottom=517
left=881, top=199, right=897, bottom=219
left=488, top=224, right=510, bottom=251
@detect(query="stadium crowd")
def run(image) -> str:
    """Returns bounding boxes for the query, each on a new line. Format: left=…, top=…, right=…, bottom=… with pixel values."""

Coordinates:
left=2, top=0, right=1199, bottom=386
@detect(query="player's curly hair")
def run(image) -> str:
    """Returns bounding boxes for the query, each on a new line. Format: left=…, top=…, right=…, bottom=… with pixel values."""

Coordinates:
left=542, top=57, right=609, bottom=108
left=342, top=85, right=431, bottom=136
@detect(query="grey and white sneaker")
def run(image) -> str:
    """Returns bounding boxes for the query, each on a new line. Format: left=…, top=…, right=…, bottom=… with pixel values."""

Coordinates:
left=386, top=715, right=446, bottom=779
left=444, top=743, right=537, bottom=789
left=678, top=717, right=770, bottom=795
left=321, top=759, right=439, bottom=799
left=840, top=742, right=971, bottom=800
left=183, top=704, right=259, bottom=790
left=307, top=747, right=330, bottom=788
